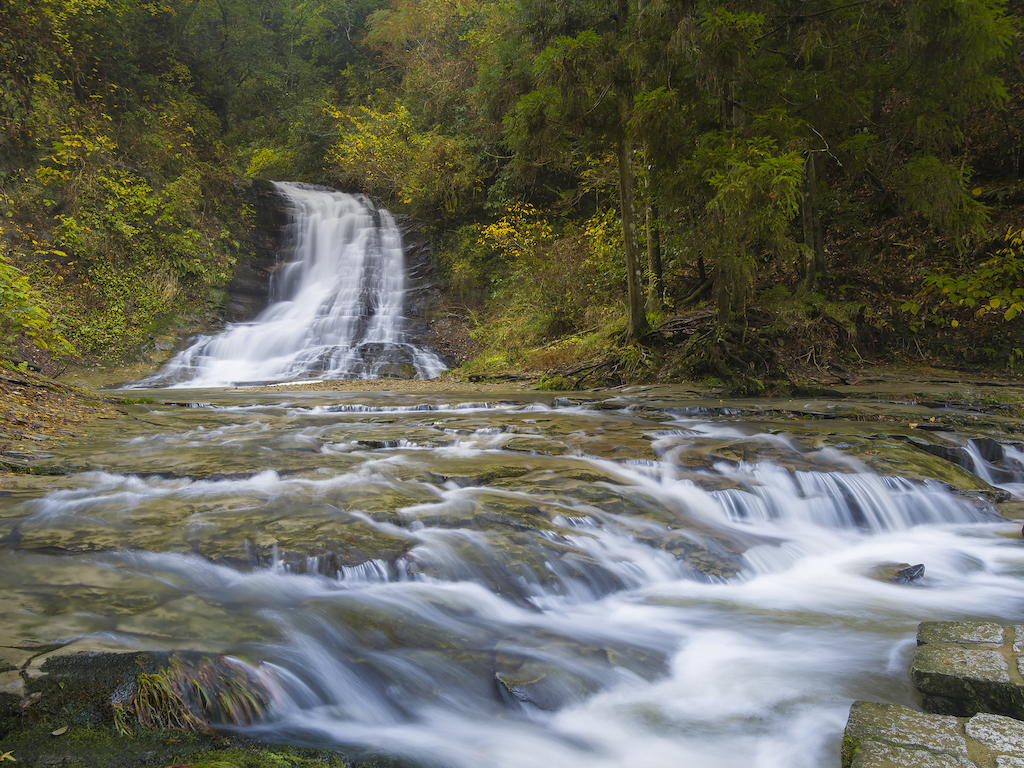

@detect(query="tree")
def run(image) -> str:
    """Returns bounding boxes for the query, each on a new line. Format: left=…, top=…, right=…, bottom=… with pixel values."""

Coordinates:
left=503, top=0, right=653, bottom=341
left=735, top=0, right=1015, bottom=253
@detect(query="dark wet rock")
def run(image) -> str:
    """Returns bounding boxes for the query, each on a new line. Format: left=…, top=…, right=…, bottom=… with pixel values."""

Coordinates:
left=972, top=437, right=1007, bottom=464
left=223, top=182, right=288, bottom=323
left=899, top=435, right=1024, bottom=486
left=494, top=651, right=599, bottom=711
left=224, top=262, right=277, bottom=322
left=912, top=622, right=1024, bottom=719
left=869, top=562, right=926, bottom=584
left=913, top=442, right=981, bottom=474
left=493, top=634, right=667, bottom=712
left=841, top=700, right=1024, bottom=768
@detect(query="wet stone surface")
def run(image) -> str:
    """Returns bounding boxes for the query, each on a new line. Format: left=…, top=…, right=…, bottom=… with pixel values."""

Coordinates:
left=913, top=623, right=1024, bottom=719
left=842, top=701, right=1024, bottom=768
left=5, top=384, right=1024, bottom=768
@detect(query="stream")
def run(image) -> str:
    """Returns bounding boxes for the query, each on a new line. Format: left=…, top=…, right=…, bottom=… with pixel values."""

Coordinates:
left=4, top=185, right=1024, bottom=766
left=3, top=386, right=1024, bottom=767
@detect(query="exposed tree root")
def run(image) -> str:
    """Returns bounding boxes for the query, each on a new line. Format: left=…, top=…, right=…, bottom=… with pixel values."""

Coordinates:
left=676, top=321, right=791, bottom=396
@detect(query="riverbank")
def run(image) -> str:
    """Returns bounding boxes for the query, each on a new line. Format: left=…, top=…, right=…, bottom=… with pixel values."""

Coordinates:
left=0, top=368, right=116, bottom=471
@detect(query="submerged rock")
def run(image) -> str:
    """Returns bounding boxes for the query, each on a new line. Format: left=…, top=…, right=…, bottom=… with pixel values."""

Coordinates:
left=493, top=651, right=599, bottom=711
left=869, top=562, right=926, bottom=584
left=492, top=634, right=668, bottom=712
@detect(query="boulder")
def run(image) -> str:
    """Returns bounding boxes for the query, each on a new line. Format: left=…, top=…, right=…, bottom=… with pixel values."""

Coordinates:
left=868, top=562, right=926, bottom=584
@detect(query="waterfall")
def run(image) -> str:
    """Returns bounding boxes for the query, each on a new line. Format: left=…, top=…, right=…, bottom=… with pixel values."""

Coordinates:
left=144, top=182, right=447, bottom=387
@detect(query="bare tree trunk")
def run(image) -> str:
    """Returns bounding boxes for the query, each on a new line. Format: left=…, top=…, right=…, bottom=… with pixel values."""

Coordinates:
left=612, top=0, right=649, bottom=343
left=800, top=152, right=825, bottom=286
left=619, top=130, right=649, bottom=342
left=645, top=194, right=663, bottom=313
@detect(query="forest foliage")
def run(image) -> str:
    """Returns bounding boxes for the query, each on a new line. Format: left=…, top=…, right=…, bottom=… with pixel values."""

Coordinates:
left=0, top=0, right=1022, bottom=376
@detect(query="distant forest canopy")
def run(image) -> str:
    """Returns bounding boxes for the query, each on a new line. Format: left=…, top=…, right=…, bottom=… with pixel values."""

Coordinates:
left=1, top=0, right=1023, bottom=381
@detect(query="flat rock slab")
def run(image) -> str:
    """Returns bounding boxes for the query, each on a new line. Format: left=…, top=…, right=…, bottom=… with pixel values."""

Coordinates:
left=843, top=701, right=1024, bottom=768
left=913, top=622, right=1024, bottom=718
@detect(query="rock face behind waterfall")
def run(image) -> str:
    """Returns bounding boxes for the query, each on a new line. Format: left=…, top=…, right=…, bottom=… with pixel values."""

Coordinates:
left=223, top=181, right=290, bottom=323
left=394, top=212, right=444, bottom=342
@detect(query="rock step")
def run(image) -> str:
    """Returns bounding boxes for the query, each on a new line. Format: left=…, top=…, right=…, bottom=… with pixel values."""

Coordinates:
left=913, top=622, right=1024, bottom=719
left=842, top=700, right=1024, bottom=768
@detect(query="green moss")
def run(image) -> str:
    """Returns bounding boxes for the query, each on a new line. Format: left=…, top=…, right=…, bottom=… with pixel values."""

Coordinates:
left=0, top=651, right=428, bottom=768
left=536, top=375, right=576, bottom=391
left=840, top=732, right=860, bottom=768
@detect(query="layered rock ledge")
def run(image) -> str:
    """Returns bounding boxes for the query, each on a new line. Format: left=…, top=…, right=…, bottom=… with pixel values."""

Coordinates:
left=913, top=622, right=1024, bottom=719
left=843, top=622, right=1024, bottom=768
left=842, top=700, right=1024, bottom=768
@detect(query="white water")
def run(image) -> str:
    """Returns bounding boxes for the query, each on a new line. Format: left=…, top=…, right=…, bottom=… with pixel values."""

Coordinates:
left=144, top=183, right=446, bottom=387
left=4, top=392, right=1024, bottom=767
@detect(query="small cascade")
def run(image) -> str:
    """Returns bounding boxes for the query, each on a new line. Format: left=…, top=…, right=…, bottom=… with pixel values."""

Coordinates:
left=7, top=390, right=1024, bottom=768
left=143, top=182, right=447, bottom=387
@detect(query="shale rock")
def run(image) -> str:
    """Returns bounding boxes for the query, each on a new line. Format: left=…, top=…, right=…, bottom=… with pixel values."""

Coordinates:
left=842, top=700, right=1024, bottom=768
left=912, top=622, right=1024, bottom=719
left=868, top=562, right=926, bottom=584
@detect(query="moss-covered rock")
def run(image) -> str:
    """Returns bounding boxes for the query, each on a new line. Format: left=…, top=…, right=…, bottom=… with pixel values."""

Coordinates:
left=840, top=700, right=1024, bottom=768
left=0, top=650, right=417, bottom=768
left=912, top=622, right=1024, bottom=720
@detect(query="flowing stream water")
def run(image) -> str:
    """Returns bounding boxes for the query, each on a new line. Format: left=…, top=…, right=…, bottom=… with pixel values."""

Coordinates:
left=4, top=388, right=1024, bottom=767
left=4, top=187, right=1024, bottom=767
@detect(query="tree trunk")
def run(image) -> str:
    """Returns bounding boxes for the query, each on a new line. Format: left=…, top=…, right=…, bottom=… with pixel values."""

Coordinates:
left=615, top=0, right=648, bottom=342
left=645, top=192, right=663, bottom=313
left=618, top=130, right=649, bottom=342
left=800, top=152, right=825, bottom=286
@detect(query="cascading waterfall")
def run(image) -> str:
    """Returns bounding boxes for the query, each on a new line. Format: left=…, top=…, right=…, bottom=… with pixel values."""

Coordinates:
left=143, top=182, right=447, bottom=387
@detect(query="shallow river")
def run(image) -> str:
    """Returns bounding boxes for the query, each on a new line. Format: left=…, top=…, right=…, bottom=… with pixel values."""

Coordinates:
left=3, top=384, right=1024, bottom=767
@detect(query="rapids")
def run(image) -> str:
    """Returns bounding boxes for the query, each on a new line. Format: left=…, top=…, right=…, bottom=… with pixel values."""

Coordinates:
left=3, top=387, right=1024, bottom=767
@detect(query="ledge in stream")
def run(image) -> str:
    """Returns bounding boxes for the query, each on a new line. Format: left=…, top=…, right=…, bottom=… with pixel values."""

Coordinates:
left=842, top=700, right=1024, bottom=768
left=0, top=647, right=414, bottom=768
left=843, top=621, right=1024, bottom=768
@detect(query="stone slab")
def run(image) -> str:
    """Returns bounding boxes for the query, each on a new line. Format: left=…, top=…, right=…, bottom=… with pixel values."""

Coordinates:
left=843, top=701, right=1024, bottom=768
left=913, top=623, right=1024, bottom=719
left=914, top=645, right=1012, bottom=685
left=968, top=713, right=1024, bottom=754
left=919, top=622, right=1006, bottom=647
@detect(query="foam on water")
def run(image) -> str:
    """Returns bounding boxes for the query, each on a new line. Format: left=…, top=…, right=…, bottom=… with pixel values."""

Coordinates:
left=5, top=395, right=1024, bottom=768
